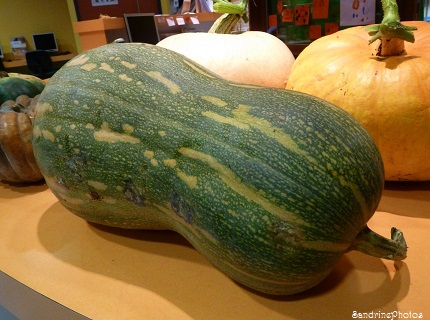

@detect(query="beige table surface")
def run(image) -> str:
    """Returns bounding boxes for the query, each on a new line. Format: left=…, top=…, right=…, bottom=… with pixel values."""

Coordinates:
left=1, top=181, right=429, bottom=320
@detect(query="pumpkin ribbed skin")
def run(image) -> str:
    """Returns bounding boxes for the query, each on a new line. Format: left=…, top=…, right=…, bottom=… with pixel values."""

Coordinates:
left=286, top=21, right=430, bottom=181
left=0, top=98, right=44, bottom=183
left=32, top=43, right=384, bottom=295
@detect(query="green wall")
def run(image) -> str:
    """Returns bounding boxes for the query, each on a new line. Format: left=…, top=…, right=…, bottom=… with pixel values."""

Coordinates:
left=0, top=0, right=78, bottom=60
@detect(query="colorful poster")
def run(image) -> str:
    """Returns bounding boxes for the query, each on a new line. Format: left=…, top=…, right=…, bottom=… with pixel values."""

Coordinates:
left=340, top=0, right=376, bottom=26
left=309, top=24, right=322, bottom=40
left=282, top=8, right=294, bottom=23
left=91, top=0, right=118, bottom=6
left=325, top=22, right=339, bottom=35
left=10, top=36, right=27, bottom=60
left=295, top=4, right=310, bottom=26
left=312, top=0, right=330, bottom=20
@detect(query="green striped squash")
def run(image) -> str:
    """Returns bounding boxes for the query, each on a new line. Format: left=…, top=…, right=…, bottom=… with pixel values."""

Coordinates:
left=32, top=43, right=406, bottom=295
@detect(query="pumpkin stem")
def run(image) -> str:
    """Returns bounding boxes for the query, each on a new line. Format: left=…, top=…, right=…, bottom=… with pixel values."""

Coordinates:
left=365, top=0, right=416, bottom=56
left=348, top=225, right=407, bottom=261
left=209, top=0, right=249, bottom=34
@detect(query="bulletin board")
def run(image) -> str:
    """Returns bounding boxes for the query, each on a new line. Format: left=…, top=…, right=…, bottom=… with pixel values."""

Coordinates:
left=272, top=0, right=378, bottom=43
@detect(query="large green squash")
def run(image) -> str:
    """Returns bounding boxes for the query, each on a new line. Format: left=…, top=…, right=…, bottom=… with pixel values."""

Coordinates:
left=32, top=43, right=406, bottom=295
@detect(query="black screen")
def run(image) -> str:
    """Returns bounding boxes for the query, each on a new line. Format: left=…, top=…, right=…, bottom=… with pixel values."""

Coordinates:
left=124, top=14, right=159, bottom=45
left=33, top=33, right=58, bottom=52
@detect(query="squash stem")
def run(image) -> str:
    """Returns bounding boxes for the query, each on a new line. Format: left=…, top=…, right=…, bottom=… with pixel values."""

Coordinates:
left=348, top=225, right=407, bottom=261
left=365, top=0, right=416, bottom=56
left=209, top=0, right=249, bottom=34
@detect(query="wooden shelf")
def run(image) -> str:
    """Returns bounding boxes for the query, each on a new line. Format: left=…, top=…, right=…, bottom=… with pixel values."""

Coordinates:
left=73, top=18, right=128, bottom=52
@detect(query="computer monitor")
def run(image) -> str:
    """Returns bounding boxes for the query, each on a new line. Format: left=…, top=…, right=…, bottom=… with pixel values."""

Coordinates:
left=32, top=32, right=59, bottom=52
left=124, top=13, right=160, bottom=45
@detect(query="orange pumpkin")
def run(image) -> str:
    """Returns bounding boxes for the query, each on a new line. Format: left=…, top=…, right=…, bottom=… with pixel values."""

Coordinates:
left=0, top=94, right=43, bottom=183
left=286, top=20, right=430, bottom=181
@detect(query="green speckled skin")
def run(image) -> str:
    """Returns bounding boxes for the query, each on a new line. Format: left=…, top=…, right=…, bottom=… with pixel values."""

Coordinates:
left=0, top=77, right=43, bottom=104
left=32, top=43, right=384, bottom=295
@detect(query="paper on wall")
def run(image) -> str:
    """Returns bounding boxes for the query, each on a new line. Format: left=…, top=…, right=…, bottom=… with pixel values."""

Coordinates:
left=340, top=0, right=376, bottom=26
